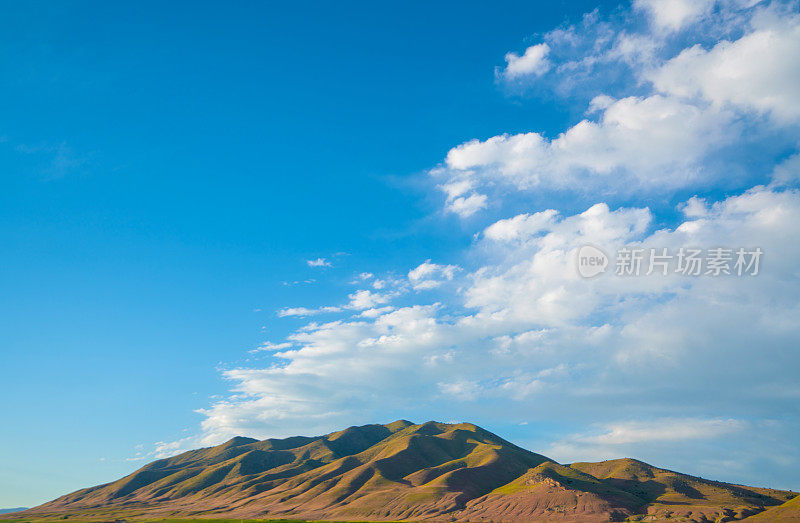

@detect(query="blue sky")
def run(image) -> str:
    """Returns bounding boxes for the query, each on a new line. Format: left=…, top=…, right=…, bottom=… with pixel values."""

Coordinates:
left=2, top=0, right=800, bottom=508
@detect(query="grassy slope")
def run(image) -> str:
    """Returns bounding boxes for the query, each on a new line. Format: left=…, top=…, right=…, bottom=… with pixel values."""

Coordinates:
left=744, top=493, right=800, bottom=520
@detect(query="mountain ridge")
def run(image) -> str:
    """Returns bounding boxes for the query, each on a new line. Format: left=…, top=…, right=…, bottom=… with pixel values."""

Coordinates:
left=6, top=420, right=797, bottom=522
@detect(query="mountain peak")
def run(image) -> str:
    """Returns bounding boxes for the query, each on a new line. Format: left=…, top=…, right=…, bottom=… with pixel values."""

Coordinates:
left=384, top=419, right=414, bottom=431
left=220, top=435, right=259, bottom=448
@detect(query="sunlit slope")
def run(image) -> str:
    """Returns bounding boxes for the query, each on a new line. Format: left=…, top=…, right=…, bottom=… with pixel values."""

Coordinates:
left=744, top=492, right=800, bottom=520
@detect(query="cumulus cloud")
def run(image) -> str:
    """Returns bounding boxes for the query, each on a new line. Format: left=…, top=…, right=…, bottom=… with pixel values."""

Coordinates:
left=501, top=43, right=552, bottom=79
left=439, top=94, right=737, bottom=199
left=483, top=210, right=559, bottom=242
left=347, top=289, right=390, bottom=310
left=437, top=174, right=489, bottom=218
left=408, top=260, right=460, bottom=290
left=650, top=9, right=800, bottom=123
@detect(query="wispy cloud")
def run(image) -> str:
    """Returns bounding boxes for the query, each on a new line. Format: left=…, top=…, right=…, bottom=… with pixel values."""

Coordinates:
left=278, top=305, right=342, bottom=317
left=248, top=341, right=294, bottom=353
left=11, top=140, right=88, bottom=179
left=306, top=258, right=332, bottom=267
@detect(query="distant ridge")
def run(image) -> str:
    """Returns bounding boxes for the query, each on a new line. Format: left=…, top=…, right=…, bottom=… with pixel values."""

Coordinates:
left=5, top=421, right=797, bottom=522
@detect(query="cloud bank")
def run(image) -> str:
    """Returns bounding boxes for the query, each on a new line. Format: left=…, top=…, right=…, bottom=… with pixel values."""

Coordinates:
left=154, top=0, right=800, bottom=490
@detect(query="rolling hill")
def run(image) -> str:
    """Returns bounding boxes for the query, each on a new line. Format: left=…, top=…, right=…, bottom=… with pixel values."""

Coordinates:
left=6, top=421, right=797, bottom=522
left=744, top=493, right=800, bottom=520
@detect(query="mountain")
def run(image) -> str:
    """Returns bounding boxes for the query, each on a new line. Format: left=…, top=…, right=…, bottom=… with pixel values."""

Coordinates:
left=0, top=510, right=27, bottom=516
left=5, top=421, right=797, bottom=522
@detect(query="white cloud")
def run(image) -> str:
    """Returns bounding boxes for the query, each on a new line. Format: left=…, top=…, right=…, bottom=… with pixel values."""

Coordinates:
left=277, top=290, right=392, bottom=317
left=465, top=202, right=653, bottom=327
left=359, top=306, right=394, bottom=318
left=306, top=258, right=331, bottom=267
left=650, top=10, right=800, bottom=123
left=437, top=177, right=489, bottom=217
left=346, top=289, right=390, bottom=310
left=483, top=210, right=559, bottom=242
left=439, top=94, right=737, bottom=201
left=278, top=305, right=342, bottom=317
left=408, top=260, right=460, bottom=290
left=249, top=341, right=294, bottom=353
left=771, top=153, right=800, bottom=186
left=439, top=179, right=474, bottom=200
left=634, top=0, right=716, bottom=33
left=446, top=192, right=487, bottom=218
left=501, top=43, right=551, bottom=79
left=680, top=196, right=709, bottom=217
